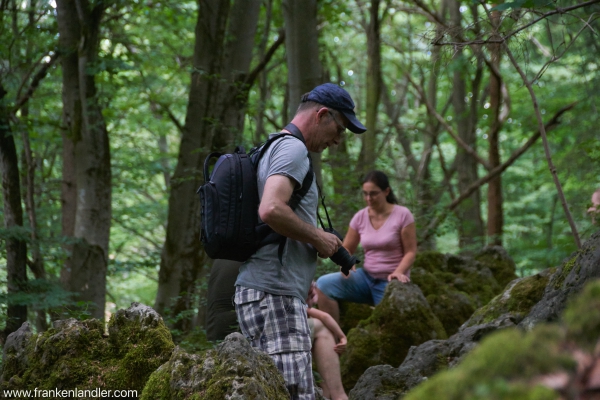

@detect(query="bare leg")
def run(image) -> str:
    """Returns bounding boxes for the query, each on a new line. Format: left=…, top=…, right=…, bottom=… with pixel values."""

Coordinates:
left=312, top=319, right=348, bottom=400
left=316, top=288, right=340, bottom=324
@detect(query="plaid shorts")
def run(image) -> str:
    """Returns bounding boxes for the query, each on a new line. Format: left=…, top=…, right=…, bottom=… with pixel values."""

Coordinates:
left=235, top=286, right=314, bottom=399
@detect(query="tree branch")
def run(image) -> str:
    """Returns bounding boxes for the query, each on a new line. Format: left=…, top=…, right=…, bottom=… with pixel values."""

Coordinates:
left=244, top=29, right=285, bottom=87
left=432, top=0, right=600, bottom=46
left=420, top=102, right=577, bottom=243
left=406, top=74, right=492, bottom=170
left=13, top=51, right=60, bottom=114
left=504, top=44, right=581, bottom=249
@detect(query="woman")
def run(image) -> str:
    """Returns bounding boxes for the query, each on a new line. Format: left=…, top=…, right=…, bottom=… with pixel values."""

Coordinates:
left=316, top=170, right=417, bottom=323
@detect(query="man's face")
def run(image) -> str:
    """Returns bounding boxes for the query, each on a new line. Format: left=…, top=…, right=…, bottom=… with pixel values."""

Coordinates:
left=311, top=108, right=347, bottom=153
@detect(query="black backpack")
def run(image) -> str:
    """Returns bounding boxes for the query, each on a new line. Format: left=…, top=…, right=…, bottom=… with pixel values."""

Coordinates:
left=197, top=123, right=313, bottom=262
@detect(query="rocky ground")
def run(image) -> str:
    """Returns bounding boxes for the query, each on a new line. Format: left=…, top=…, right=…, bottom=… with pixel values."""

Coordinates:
left=1, top=231, right=598, bottom=399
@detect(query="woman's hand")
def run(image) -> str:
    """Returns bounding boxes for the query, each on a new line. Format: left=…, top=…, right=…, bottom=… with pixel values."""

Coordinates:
left=334, top=335, right=347, bottom=354
left=387, top=271, right=410, bottom=283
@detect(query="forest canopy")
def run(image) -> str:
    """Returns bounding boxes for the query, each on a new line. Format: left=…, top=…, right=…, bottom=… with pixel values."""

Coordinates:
left=1, top=0, right=599, bottom=341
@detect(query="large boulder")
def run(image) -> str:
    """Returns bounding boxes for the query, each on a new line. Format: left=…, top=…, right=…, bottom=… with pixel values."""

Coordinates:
left=349, top=315, right=518, bottom=399
left=411, top=249, right=510, bottom=336
left=520, top=230, right=600, bottom=330
left=463, top=268, right=553, bottom=328
left=0, top=302, right=174, bottom=393
left=336, top=248, right=516, bottom=339
left=404, top=279, right=600, bottom=400
left=340, top=281, right=446, bottom=390
left=348, top=232, right=600, bottom=399
left=141, top=332, right=289, bottom=399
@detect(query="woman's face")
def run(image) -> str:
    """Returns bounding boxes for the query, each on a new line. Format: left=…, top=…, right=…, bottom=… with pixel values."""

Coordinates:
left=362, top=181, right=389, bottom=208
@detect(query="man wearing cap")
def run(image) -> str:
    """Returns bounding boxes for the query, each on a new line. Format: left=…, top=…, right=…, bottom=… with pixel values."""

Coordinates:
left=234, top=83, right=365, bottom=399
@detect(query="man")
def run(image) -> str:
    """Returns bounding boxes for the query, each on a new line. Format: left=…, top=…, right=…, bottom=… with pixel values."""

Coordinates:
left=234, top=83, right=366, bottom=399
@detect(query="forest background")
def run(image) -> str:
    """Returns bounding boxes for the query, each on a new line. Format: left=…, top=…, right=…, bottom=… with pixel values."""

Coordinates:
left=1, top=0, right=599, bottom=345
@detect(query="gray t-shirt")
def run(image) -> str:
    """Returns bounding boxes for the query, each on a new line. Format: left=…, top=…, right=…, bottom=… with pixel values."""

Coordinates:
left=235, top=134, right=318, bottom=301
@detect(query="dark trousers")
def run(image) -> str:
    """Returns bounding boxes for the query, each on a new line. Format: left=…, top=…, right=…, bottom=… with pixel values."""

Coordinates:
left=205, top=259, right=242, bottom=341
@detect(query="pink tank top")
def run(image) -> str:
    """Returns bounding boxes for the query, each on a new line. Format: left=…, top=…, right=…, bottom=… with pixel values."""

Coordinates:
left=349, top=205, right=415, bottom=280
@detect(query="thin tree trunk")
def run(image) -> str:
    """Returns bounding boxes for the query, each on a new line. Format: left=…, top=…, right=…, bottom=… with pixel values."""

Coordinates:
left=486, top=10, right=504, bottom=246
left=0, top=83, right=28, bottom=342
left=449, top=0, right=484, bottom=252
left=359, top=0, right=381, bottom=177
left=56, top=0, right=111, bottom=320
left=504, top=44, right=581, bottom=249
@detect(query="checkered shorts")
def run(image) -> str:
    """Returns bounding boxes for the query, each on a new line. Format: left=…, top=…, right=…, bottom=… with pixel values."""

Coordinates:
left=235, top=286, right=314, bottom=399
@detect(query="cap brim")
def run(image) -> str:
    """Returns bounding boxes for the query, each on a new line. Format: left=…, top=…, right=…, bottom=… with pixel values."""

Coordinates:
left=341, top=111, right=367, bottom=134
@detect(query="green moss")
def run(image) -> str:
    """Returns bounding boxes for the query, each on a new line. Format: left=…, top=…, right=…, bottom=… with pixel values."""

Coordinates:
left=1, top=306, right=175, bottom=396
left=467, top=271, right=551, bottom=327
left=141, top=340, right=288, bottom=399
left=413, top=251, right=446, bottom=272
left=563, top=279, right=600, bottom=350
left=404, top=325, right=574, bottom=400
left=475, top=250, right=518, bottom=289
left=552, top=256, right=577, bottom=289
left=341, top=283, right=447, bottom=390
left=338, top=300, right=373, bottom=333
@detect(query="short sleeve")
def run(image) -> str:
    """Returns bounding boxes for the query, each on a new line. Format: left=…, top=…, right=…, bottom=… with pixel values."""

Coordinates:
left=265, top=137, right=309, bottom=187
left=399, top=207, right=415, bottom=229
left=349, top=208, right=365, bottom=232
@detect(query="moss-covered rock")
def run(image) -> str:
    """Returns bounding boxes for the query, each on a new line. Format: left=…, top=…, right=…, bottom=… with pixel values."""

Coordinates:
left=464, top=268, right=554, bottom=328
left=402, top=278, right=600, bottom=400
left=404, top=325, right=574, bottom=400
left=563, top=279, right=600, bottom=351
left=340, top=281, right=446, bottom=390
left=141, top=333, right=288, bottom=399
left=0, top=303, right=175, bottom=395
left=474, top=246, right=518, bottom=288
left=520, top=230, right=600, bottom=330
left=338, top=300, right=374, bottom=334
left=411, top=250, right=504, bottom=335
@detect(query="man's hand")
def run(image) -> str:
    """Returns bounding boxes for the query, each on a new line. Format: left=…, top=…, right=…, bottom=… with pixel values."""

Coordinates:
left=314, top=229, right=342, bottom=258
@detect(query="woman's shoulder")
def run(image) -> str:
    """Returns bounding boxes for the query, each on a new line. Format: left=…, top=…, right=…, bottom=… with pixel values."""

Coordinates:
left=350, top=207, right=369, bottom=227
left=392, top=204, right=415, bottom=224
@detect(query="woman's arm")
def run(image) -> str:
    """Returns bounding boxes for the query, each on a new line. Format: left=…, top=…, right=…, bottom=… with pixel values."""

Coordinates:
left=342, top=226, right=360, bottom=255
left=387, top=222, right=417, bottom=283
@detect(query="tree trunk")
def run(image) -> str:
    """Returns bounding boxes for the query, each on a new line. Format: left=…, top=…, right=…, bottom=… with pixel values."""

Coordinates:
left=56, top=0, right=111, bottom=320
left=486, top=11, right=504, bottom=246
left=283, top=0, right=324, bottom=185
left=449, top=0, right=484, bottom=252
left=155, top=0, right=262, bottom=332
left=0, top=83, right=28, bottom=342
left=359, top=0, right=382, bottom=177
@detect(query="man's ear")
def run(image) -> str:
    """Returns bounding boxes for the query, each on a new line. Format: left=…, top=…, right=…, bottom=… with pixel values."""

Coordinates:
left=315, top=107, right=329, bottom=124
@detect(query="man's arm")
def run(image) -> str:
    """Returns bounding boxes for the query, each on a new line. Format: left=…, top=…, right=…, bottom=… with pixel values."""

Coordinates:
left=259, top=174, right=341, bottom=258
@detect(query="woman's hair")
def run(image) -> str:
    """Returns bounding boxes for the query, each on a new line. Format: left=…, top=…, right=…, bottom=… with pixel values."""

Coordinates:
left=362, top=170, right=398, bottom=204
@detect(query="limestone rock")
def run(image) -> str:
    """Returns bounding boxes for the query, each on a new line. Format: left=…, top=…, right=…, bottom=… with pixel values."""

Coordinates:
left=463, top=268, right=553, bottom=328
left=520, top=230, right=600, bottom=330
left=404, top=279, right=600, bottom=400
left=474, top=245, right=518, bottom=288
left=349, top=315, right=518, bottom=399
left=411, top=250, right=505, bottom=336
left=141, top=332, right=289, bottom=399
left=341, top=281, right=446, bottom=390
left=0, top=302, right=174, bottom=393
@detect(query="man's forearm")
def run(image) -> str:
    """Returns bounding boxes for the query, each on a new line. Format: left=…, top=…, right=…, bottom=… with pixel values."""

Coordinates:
left=262, top=202, right=320, bottom=247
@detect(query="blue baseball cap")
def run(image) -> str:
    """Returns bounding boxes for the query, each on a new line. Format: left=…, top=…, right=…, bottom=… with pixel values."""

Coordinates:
left=303, top=83, right=366, bottom=134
